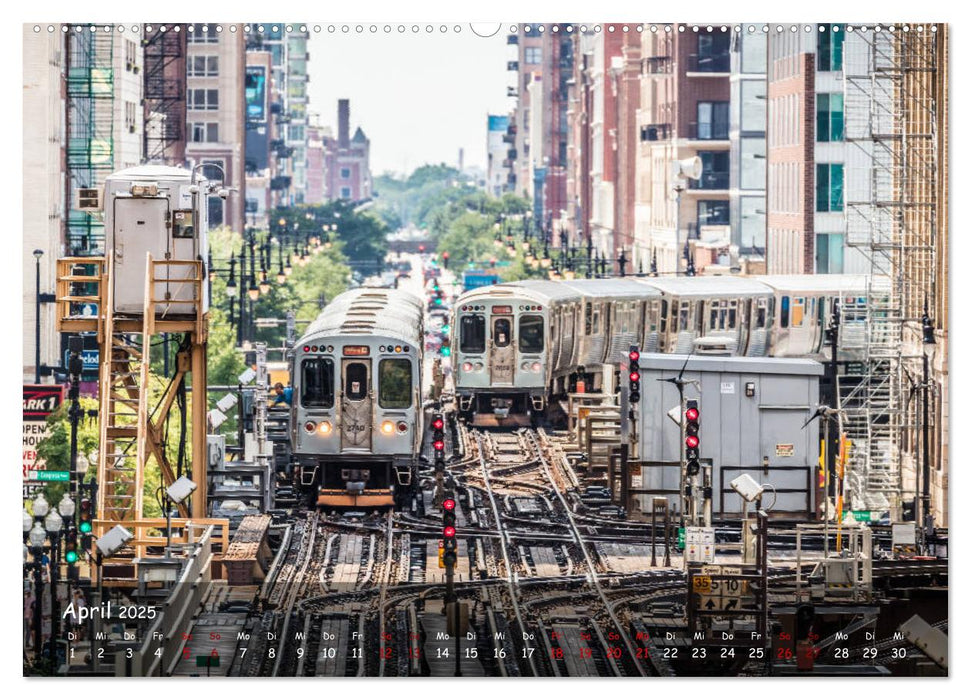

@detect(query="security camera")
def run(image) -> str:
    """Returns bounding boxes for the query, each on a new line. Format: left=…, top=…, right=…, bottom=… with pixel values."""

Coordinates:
left=167, top=476, right=198, bottom=505
left=730, top=473, right=765, bottom=503
left=96, top=525, right=134, bottom=557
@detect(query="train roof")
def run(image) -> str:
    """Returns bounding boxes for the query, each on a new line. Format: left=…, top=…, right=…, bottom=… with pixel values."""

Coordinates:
left=561, top=278, right=663, bottom=298
left=755, top=274, right=869, bottom=293
left=298, top=288, right=423, bottom=345
left=106, top=165, right=197, bottom=182
left=457, top=282, right=577, bottom=305
left=637, top=276, right=772, bottom=297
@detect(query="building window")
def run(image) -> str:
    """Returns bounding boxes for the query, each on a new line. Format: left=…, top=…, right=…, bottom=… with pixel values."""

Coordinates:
left=340, top=167, right=351, bottom=179
left=697, top=200, right=730, bottom=228
left=188, top=55, right=219, bottom=77
left=188, top=24, right=219, bottom=43
left=740, top=138, right=766, bottom=190
left=696, top=101, right=729, bottom=139
left=125, top=101, right=136, bottom=133
left=124, top=40, right=137, bottom=72
left=816, top=93, right=844, bottom=142
left=340, top=187, right=351, bottom=199
left=187, top=89, right=219, bottom=111
left=816, top=233, right=845, bottom=273
left=524, top=46, right=542, bottom=64
left=189, top=122, right=219, bottom=143
left=816, top=163, right=844, bottom=212
left=690, top=151, right=730, bottom=190
left=817, top=25, right=845, bottom=71
left=695, top=33, right=730, bottom=72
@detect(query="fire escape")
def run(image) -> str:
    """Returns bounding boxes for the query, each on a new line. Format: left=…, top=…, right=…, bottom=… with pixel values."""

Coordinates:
left=142, top=25, right=187, bottom=164
left=840, top=25, right=940, bottom=516
left=65, top=27, right=114, bottom=256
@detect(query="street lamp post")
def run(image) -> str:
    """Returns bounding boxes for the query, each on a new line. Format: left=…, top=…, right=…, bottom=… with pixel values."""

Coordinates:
left=44, top=507, right=64, bottom=668
left=33, top=249, right=43, bottom=383
left=67, top=337, right=83, bottom=496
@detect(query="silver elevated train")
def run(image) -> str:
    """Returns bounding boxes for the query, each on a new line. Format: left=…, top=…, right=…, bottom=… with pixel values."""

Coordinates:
left=290, top=287, right=424, bottom=508
left=451, top=274, right=869, bottom=422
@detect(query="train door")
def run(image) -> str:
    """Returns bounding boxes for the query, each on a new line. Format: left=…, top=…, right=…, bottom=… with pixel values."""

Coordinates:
left=490, top=315, right=515, bottom=385
left=111, top=198, right=169, bottom=313
left=340, top=358, right=373, bottom=451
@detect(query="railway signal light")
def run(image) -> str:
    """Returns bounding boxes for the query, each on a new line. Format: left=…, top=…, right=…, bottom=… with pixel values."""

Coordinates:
left=64, top=529, right=79, bottom=565
left=79, top=496, right=93, bottom=535
left=685, top=400, right=700, bottom=476
left=628, top=346, right=641, bottom=404
left=432, top=413, right=445, bottom=467
left=442, top=251, right=450, bottom=269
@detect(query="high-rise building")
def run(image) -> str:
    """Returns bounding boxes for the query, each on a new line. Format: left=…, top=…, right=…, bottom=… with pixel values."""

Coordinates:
left=486, top=115, right=512, bottom=197
left=322, top=99, right=371, bottom=202
left=185, top=23, right=246, bottom=233
left=23, top=27, right=65, bottom=383
left=304, top=113, right=326, bottom=204
left=634, top=25, right=731, bottom=274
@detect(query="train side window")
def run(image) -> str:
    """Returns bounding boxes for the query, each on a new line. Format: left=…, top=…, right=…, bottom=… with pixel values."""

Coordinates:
left=345, top=362, right=368, bottom=401
left=678, top=301, right=689, bottom=333
left=300, top=358, right=334, bottom=408
left=519, top=315, right=544, bottom=353
left=818, top=296, right=826, bottom=324
left=728, top=300, right=737, bottom=329
left=792, top=296, right=805, bottom=327
left=709, top=305, right=718, bottom=330
left=460, top=314, right=485, bottom=354
left=660, top=299, right=668, bottom=333
left=585, top=303, right=593, bottom=335
left=592, top=306, right=601, bottom=334
left=780, top=296, right=790, bottom=328
left=378, top=359, right=412, bottom=409
left=494, top=318, right=511, bottom=348
left=755, top=299, right=767, bottom=329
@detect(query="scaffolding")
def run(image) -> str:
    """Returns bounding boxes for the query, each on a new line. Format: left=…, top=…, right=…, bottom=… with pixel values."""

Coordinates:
left=841, top=24, right=942, bottom=516
left=142, top=25, right=187, bottom=164
left=65, top=27, right=115, bottom=256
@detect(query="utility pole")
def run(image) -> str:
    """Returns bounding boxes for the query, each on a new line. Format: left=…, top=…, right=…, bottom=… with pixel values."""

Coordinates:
left=67, top=336, right=83, bottom=496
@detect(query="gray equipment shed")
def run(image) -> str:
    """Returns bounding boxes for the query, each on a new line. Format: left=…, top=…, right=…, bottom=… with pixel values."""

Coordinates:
left=636, top=354, right=823, bottom=518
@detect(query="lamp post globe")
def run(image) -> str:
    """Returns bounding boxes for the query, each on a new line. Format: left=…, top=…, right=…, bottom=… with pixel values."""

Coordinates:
left=29, top=522, right=47, bottom=548
left=32, top=493, right=50, bottom=518
left=44, top=509, right=63, bottom=534
left=58, top=494, right=76, bottom=518
left=23, top=509, right=33, bottom=535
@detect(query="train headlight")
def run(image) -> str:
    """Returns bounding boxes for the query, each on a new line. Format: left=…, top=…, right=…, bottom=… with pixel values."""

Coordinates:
left=397, top=421, right=408, bottom=433
left=381, top=420, right=395, bottom=435
left=304, top=421, right=317, bottom=433
left=317, top=421, right=333, bottom=436
left=473, top=362, right=484, bottom=372
left=521, top=361, right=530, bottom=371
left=462, top=362, right=473, bottom=372
left=531, top=362, right=542, bottom=372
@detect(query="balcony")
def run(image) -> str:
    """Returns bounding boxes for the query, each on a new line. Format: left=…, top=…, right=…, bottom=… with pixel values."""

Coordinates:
left=640, top=123, right=671, bottom=142
left=686, top=52, right=730, bottom=75
left=644, top=56, right=672, bottom=75
left=507, top=61, right=519, bottom=71
left=270, top=176, right=292, bottom=191
left=687, top=171, right=730, bottom=191
left=507, top=87, right=519, bottom=97
left=507, top=149, right=518, bottom=159
left=502, top=133, right=516, bottom=144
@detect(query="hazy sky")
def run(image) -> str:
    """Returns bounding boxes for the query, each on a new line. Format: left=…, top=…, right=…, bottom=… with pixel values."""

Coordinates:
left=307, top=25, right=514, bottom=177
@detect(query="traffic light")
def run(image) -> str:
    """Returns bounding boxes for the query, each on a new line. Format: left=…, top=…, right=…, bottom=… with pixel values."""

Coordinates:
left=64, top=528, right=79, bottom=565
left=442, top=497, right=458, bottom=567
left=79, top=492, right=94, bottom=547
left=628, top=346, right=641, bottom=403
left=432, top=413, right=445, bottom=468
left=685, top=400, right=700, bottom=476
left=419, top=244, right=425, bottom=253
left=442, top=251, right=450, bottom=269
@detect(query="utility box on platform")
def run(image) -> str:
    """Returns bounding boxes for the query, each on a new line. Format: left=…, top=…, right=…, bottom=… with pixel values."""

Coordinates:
left=636, top=354, right=822, bottom=518
left=102, top=165, right=217, bottom=315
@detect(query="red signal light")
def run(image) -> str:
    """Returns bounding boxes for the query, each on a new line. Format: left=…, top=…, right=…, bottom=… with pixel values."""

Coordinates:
left=629, top=349, right=640, bottom=361
left=685, top=435, right=699, bottom=449
left=443, top=526, right=456, bottom=539
left=629, top=371, right=640, bottom=382
left=433, top=440, right=445, bottom=451
left=432, top=418, right=444, bottom=430
left=686, top=407, right=699, bottom=422
left=443, top=498, right=456, bottom=511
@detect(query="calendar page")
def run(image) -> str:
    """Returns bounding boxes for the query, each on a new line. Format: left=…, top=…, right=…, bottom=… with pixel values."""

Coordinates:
left=20, top=11, right=949, bottom=683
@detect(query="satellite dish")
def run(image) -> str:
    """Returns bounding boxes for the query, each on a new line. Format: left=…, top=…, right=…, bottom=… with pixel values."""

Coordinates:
left=673, top=156, right=703, bottom=181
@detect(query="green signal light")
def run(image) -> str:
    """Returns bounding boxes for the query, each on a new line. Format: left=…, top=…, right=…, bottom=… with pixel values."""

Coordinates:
left=441, top=347, right=451, bottom=357
left=442, top=325, right=450, bottom=333
left=79, top=522, right=92, bottom=534
left=65, top=550, right=79, bottom=564
left=435, top=298, right=442, bottom=305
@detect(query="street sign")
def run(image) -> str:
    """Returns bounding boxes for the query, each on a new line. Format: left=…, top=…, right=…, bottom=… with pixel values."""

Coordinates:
left=23, top=384, right=64, bottom=485
left=64, top=348, right=100, bottom=372
left=685, top=526, right=716, bottom=564
left=27, top=470, right=70, bottom=482
left=692, top=575, right=712, bottom=594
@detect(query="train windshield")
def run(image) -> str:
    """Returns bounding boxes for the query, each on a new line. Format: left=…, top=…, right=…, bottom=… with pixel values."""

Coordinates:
left=300, top=358, right=335, bottom=408
left=460, top=314, right=486, bottom=353
left=379, top=359, right=412, bottom=409
left=519, top=315, right=544, bottom=353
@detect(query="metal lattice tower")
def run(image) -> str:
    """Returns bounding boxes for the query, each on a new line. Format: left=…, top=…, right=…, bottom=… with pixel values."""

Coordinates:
left=65, top=27, right=115, bottom=256
left=841, top=24, right=941, bottom=515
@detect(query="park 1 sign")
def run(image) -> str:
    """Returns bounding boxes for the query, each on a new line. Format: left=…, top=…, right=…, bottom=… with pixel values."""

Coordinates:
left=23, top=384, right=64, bottom=496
